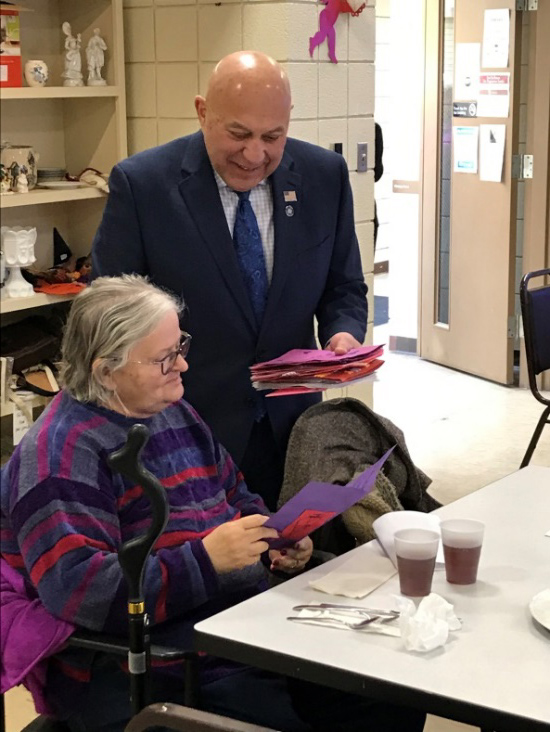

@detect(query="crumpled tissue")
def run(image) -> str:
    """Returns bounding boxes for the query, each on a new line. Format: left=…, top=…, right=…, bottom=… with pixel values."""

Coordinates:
left=396, top=593, right=461, bottom=652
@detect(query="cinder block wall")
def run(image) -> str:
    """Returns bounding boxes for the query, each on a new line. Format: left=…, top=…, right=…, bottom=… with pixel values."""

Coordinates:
left=123, top=0, right=375, bottom=401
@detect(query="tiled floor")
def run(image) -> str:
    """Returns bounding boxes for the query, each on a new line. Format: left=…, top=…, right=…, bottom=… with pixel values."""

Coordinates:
left=5, top=318, right=549, bottom=731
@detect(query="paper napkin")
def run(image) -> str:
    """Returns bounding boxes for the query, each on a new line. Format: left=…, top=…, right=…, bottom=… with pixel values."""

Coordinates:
left=309, top=543, right=397, bottom=598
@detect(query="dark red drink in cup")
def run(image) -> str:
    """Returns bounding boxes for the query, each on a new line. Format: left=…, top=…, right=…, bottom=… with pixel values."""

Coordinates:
left=440, top=519, right=484, bottom=585
left=396, top=555, right=437, bottom=597
left=394, top=529, right=439, bottom=597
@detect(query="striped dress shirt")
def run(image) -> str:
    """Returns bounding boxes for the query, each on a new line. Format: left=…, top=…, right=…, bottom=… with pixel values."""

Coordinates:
left=214, top=170, right=275, bottom=282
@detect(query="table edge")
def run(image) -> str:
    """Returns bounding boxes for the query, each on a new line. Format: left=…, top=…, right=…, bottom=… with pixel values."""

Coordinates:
left=194, top=628, right=550, bottom=732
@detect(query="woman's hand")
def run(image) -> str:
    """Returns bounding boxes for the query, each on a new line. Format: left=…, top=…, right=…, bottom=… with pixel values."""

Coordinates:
left=269, top=536, right=313, bottom=574
left=203, top=514, right=278, bottom=574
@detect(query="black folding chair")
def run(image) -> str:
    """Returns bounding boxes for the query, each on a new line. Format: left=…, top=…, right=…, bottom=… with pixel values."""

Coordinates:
left=519, top=268, right=550, bottom=468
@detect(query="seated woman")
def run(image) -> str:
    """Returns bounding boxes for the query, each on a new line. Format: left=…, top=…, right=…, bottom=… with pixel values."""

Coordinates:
left=1, top=275, right=426, bottom=732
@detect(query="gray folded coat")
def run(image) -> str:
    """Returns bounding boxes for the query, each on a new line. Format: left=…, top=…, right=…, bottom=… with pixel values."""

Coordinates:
left=279, top=397, right=441, bottom=549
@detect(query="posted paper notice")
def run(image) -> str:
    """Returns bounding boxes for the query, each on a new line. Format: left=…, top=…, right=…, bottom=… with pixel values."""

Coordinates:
left=480, top=124, right=506, bottom=182
left=453, top=126, right=479, bottom=174
left=478, top=73, right=510, bottom=118
left=455, top=43, right=480, bottom=101
left=482, top=9, right=510, bottom=68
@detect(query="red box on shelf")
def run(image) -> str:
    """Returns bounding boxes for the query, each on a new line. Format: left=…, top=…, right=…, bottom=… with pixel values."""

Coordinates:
left=0, top=5, right=23, bottom=87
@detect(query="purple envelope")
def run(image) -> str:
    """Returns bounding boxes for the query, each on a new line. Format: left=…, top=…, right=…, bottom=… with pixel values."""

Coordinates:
left=253, top=345, right=383, bottom=369
left=265, top=446, right=395, bottom=549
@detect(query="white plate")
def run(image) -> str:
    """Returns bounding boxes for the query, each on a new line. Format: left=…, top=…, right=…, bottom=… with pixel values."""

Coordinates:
left=529, top=589, right=550, bottom=631
left=37, top=181, right=87, bottom=190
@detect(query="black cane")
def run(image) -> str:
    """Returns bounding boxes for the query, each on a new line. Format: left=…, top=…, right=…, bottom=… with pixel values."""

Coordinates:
left=107, top=424, right=169, bottom=717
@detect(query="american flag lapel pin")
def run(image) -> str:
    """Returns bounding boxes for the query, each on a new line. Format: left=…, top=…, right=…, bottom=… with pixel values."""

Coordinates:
left=283, top=190, right=297, bottom=202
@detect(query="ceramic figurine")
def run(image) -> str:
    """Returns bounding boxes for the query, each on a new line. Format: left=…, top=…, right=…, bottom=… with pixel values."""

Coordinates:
left=61, top=22, right=84, bottom=87
left=86, top=28, right=107, bottom=86
left=24, top=59, right=49, bottom=87
left=8, top=161, right=19, bottom=190
left=16, top=170, right=29, bottom=194
left=0, top=164, right=12, bottom=195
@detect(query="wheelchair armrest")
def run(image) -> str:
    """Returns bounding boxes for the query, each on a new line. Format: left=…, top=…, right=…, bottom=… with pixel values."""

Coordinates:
left=125, top=703, right=277, bottom=732
left=68, top=629, right=194, bottom=661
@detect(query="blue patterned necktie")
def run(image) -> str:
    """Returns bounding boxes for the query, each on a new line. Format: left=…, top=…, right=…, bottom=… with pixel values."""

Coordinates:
left=233, top=190, right=268, bottom=420
left=233, top=190, right=269, bottom=328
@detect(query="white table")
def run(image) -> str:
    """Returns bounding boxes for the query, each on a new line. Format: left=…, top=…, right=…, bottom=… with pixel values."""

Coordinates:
left=195, top=466, right=550, bottom=732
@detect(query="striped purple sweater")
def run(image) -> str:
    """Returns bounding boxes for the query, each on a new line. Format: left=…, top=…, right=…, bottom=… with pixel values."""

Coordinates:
left=0, top=391, right=269, bottom=716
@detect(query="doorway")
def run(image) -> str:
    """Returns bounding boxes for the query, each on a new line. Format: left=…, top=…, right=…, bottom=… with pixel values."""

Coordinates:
left=374, top=0, right=550, bottom=387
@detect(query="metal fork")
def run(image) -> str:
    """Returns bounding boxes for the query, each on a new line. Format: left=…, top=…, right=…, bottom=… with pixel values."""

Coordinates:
left=287, top=614, right=398, bottom=630
left=293, top=603, right=399, bottom=618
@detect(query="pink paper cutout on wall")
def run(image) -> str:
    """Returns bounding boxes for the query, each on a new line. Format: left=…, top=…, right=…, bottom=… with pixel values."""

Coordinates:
left=309, top=0, right=367, bottom=64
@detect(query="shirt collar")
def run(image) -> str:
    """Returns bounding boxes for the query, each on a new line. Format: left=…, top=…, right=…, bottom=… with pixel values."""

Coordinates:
left=213, top=168, right=268, bottom=194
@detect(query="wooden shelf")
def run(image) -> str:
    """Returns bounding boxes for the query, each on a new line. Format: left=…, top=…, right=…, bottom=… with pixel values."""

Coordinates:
left=1, top=292, right=76, bottom=314
left=1, top=187, right=106, bottom=208
left=0, top=86, right=121, bottom=100
left=1, top=393, right=51, bottom=418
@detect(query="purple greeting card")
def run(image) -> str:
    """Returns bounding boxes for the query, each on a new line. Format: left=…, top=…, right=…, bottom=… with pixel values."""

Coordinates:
left=265, top=447, right=395, bottom=549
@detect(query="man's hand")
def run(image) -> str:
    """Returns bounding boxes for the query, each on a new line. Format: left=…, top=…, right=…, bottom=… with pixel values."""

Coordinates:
left=203, top=514, right=278, bottom=574
left=326, top=332, right=362, bottom=355
left=269, top=536, right=313, bottom=574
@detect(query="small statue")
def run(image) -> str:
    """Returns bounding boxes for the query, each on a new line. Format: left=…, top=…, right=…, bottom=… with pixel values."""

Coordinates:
left=61, top=22, right=84, bottom=87
left=8, top=161, right=19, bottom=190
left=0, top=163, right=12, bottom=195
left=16, top=170, right=29, bottom=194
left=86, top=28, right=107, bottom=86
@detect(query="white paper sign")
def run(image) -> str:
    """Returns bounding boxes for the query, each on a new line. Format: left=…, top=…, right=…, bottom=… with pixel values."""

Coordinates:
left=455, top=43, right=480, bottom=101
left=480, top=124, right=506, bottom=182
left=478, top=72, right=510, bottom=118
left=482, top=9, right=510, bottom=68
left=453, top=126, right=479, bottom=174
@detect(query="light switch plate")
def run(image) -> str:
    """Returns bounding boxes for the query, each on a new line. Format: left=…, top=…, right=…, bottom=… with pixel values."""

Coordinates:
left=357, top=142, right=368, bottom=173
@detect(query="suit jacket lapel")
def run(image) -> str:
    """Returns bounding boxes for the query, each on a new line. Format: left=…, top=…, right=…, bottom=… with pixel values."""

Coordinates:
left=261, top=150, right=304, bottom=337
left=177, top=133, right=257, bottom=333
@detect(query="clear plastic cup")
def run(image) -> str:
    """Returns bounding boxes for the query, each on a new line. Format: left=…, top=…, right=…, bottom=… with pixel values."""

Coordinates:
left=440, top=519, right=484, bottom=585
left=394, top=528, right=440, bottom=597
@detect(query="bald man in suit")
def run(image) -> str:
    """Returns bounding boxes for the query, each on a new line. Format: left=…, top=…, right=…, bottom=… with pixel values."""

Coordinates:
left=92, top=51, right=368, bottom=510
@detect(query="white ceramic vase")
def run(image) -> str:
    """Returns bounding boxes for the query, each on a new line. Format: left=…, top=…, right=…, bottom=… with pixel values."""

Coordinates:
left=24, top=59, right=49, bottom=87
left=1, top=226, right=37, bottom=266
left=0, top=226, right=36, bottom=298
left=4, top=266, right=34, bottom=298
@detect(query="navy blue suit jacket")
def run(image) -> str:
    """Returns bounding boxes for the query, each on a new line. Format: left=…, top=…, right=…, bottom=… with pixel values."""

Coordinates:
left=92, top=132, right=367, bottom=463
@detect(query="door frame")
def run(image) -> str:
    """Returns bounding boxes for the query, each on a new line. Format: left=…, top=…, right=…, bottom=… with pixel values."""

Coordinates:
left=419, top=0, right=440, bottom=356
left=521, top=0, right=550, bottom=390
left=419, top=0, right=550, bottom=385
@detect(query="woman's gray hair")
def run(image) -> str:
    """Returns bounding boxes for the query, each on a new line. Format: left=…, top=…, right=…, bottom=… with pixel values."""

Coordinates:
left=61, top=274, right=183, bottom=404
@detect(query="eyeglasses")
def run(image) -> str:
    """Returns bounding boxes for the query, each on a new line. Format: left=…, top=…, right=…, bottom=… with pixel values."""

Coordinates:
left=125, top=332, right=192, bottom=375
